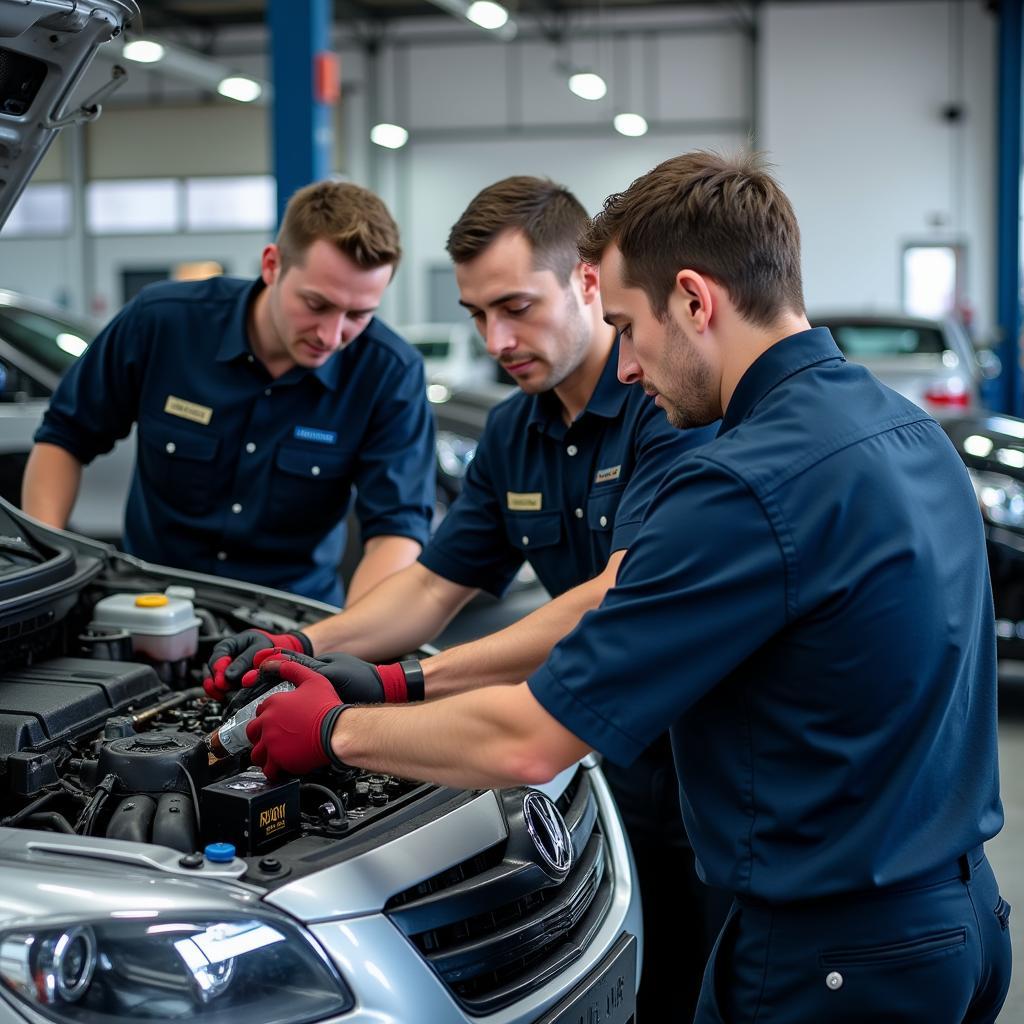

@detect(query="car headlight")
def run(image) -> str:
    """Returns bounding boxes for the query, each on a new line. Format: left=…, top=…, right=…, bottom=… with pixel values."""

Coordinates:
left=436, top=430, right=477, bottom=479
left=969, top=470, right=1024, bottom=529
left=0, top=912, right=352, bottom=1023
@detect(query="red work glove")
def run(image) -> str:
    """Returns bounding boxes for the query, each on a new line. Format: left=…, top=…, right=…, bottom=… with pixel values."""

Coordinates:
left=245, top=658, right=350, bottom=780
left=202, top=628, right=312, bottom=699
left=245, top=648, right=424, bottom=703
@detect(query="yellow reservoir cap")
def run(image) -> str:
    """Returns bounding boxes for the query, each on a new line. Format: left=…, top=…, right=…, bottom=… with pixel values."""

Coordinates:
left=135, top=594, right=169, bottom=608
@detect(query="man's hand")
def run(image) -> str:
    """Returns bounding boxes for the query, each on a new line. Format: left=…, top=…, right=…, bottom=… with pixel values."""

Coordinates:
left=248, top=649, right=424, bottom=703
left=245, top=659, right=346, bottom=780
left=202, top=629, right=312, bottom=699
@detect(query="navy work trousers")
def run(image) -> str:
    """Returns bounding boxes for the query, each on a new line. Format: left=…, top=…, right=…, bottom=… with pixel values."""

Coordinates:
left=693, top=850, right=1011, bottom=1023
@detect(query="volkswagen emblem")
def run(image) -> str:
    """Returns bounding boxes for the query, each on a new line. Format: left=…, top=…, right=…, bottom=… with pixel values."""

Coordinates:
left=522, top=791, right=573, bottom=878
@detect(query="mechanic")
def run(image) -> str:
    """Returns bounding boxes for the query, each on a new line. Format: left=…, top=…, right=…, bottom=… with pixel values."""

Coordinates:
left=207, top=175, right=725, bottom=1017
left=243, top=152, right=1011, bottom=1022
left=22, top=181, right=435, bottom=606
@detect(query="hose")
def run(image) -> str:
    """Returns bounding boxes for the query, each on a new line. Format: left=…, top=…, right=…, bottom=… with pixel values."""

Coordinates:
left=300, top=783, right=345, bottom=820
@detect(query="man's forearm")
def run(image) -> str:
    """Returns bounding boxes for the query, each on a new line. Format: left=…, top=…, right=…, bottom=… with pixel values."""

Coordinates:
left=304, top=560, right=477, bottom=661
left=346, top=535, right=424, bottom=605
left=422, top=550, right=625, bottom=699
left=330, top=682, right=591, bottom=789
left=21, top=443, right=83, bottom=529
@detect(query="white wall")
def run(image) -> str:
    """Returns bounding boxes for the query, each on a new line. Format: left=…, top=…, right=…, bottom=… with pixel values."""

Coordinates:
left=760, top=0, right=996, bottom=336
left=0, top=1, right=1000, bottom=336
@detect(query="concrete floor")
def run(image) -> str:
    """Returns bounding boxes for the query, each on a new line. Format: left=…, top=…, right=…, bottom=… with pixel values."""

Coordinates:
left=989, top=687, right=1024, bottom=1021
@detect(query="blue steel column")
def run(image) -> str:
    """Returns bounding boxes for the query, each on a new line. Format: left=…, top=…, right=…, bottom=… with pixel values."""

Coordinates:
left=996, top=0, right=1023, bottom=415
left=268, top=0, right=333, bottom=227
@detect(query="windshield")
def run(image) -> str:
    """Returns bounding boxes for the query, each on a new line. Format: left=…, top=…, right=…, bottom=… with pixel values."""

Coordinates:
left=0, top=306, right=94, bottom=376
left=826, top=323, right=946, bottom=357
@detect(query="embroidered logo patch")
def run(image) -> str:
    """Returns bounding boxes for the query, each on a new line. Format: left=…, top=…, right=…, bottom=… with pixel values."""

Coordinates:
left=594, top=465, right=622, bottom=484
left=294, top=426, right=338, bottom=445
left=507, top=491, right=543, bottom=511
left=164, top=395, right=213, bottom=425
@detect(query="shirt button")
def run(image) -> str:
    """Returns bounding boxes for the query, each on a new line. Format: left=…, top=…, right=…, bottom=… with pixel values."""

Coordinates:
left=231, top=503, right=242, bottom=514
left=599, top=515, right=608, bottom=527
left=521, top=535, right=530, bottom=546
left=247, top=354, right=255, bottom=364
left=566, top=445, right=578, bottom=457
left=165, top=442, right=176, bottom=454
left=264, top=388, right=272, bottom=397
left=575, top=508, right=584, bottom=518
left=245, top=442, right=256, bottom=454
left=311, top=465, right=321, bottom=476
left=216, top=551, right=227, bottom=561
left=825, top=972, right=844, bottom=991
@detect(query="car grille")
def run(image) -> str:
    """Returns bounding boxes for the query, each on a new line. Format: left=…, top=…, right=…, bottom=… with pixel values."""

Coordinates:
left=384, top=768, right=612, bottom=1014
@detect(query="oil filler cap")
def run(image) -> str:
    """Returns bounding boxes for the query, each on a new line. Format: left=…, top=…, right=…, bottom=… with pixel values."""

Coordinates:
left=135, top=594, right=169, bottom=608
left=204, top=842, right=236, bottom=863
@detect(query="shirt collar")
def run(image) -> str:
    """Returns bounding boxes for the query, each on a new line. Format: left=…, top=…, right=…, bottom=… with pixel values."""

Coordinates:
left=215, top=277, right=345, bottom=392
left=526, top=336, right=629, bottom=434
left=719, top=327, right=845, bottom=435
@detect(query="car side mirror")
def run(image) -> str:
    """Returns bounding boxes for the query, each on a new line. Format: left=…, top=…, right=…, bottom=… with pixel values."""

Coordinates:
left=976, top=348, right=1002, bottom=381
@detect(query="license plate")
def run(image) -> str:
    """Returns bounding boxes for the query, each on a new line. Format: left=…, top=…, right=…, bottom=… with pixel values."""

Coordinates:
left=535, top=933, right=637, bottom=1024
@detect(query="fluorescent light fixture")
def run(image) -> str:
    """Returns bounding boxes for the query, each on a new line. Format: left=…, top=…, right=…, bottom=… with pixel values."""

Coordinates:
left=614, top=112, right=648, bottom=137
left=217, top=76, right=262, bottom=103
left=568, top=72, right=607, bottom=101
left=424, top=0, right=517, bottom=39
left=466, top=0, right=509, bottom=29
left=370, top=123, right=409, bottom=149
left=122, top=39, right=165, bottom=64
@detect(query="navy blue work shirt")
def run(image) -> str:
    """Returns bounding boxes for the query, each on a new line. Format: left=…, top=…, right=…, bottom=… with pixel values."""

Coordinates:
left=36, top=277, right=435, bottom=605
left=529, top=328, right=1003, bottom=902
left=419, top=338, right=717, bottom=598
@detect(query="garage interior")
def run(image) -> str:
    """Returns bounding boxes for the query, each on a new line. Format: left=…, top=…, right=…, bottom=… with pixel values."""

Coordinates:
left=1, top=0, right=1023, bottom=1020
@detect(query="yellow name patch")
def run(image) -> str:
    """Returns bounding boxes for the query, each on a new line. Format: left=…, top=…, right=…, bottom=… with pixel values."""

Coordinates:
left=594, top=465, right=622, bottom=484
left=507, top=491, right=543, bottom=511
left=164, top=395, right=213, bottom=425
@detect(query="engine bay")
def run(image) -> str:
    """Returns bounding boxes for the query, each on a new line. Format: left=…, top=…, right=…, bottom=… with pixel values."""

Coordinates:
left=0, top=558, right=426, bottom=871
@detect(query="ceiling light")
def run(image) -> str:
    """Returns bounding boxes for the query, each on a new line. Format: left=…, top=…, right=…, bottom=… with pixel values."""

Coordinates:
left=122, top=40, right=165, bottom=64
left=568, top=72, right=607, bottom=101
left=614, top=112, right=649, bottom=137
left=466, top=1, right=509, bottom=29
left=370, top=123, right=409, bottom=149
left=217, top=76, right=263, bottom=103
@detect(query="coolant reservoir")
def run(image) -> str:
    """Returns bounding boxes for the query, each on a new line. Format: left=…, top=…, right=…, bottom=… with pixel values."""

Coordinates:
left=90, top=592, right=201, bottom=662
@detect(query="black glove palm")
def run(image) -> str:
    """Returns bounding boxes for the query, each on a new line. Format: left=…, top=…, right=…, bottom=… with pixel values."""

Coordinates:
left=203, top=628, right=311, bottom=699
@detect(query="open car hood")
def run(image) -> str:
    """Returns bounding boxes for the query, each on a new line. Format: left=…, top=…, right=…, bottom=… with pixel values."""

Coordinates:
left=0, top=0, right=138, bottom=227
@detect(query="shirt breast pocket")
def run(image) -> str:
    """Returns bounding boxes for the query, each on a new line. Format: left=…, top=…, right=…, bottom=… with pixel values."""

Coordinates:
left=587, top=483, right=626, bottom=534
left=504, top=511, right=563, bottom=555
left=267, top=445, right=354, bottom=533
left=139, top=419, right=221, bottom=517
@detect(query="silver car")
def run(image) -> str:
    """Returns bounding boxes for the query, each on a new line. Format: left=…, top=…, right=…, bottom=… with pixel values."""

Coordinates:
left=811, top=313, right=1000, bottom=419
left=0, top=4, right=641, bottom=1023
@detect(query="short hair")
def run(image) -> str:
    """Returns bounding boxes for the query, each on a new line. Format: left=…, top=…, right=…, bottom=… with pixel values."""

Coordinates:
left=446, top=176, right=590, bottom=285
left=276, top=180, right=402, bottom=273
left=578, top=150, right=805, bottom=327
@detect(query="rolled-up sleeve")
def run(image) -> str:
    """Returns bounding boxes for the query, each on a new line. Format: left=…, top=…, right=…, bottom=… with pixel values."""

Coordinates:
left=528, top=456, right=788, bottom=766
left=352, top=356, right=435, bottom=547
left=34, top=300, right=145, bottom=464
left=418, top=417, right=525, bottom=597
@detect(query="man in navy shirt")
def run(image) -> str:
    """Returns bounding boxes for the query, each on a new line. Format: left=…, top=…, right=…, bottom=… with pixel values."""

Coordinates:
left=23, top=181, right=435, bottom=606
left=210, top=176, right=722, bottom=1016
left=244, top=153, right=1012, bottom=1021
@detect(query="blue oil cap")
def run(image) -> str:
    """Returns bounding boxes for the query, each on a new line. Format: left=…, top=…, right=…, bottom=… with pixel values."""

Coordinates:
left=204, top=842, right=236, bottom=863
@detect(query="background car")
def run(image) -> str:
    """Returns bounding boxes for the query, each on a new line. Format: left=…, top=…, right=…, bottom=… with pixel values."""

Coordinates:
left=0, top=289, right=135, bottom=540
left=811, top=312, right=1001, bottom=419
left=401, top=320, right=495, bottom=393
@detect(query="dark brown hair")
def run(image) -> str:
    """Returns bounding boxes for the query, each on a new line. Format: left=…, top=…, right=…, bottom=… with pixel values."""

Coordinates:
left=446, top=176, right=590, bottom=284
left=277, top=180, right=401, bottom=273
left=579, top=151, right=805, bottom=326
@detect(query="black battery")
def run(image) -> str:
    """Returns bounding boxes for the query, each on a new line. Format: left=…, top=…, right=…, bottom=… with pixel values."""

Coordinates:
left=201, top=769, right=300, bottom=855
